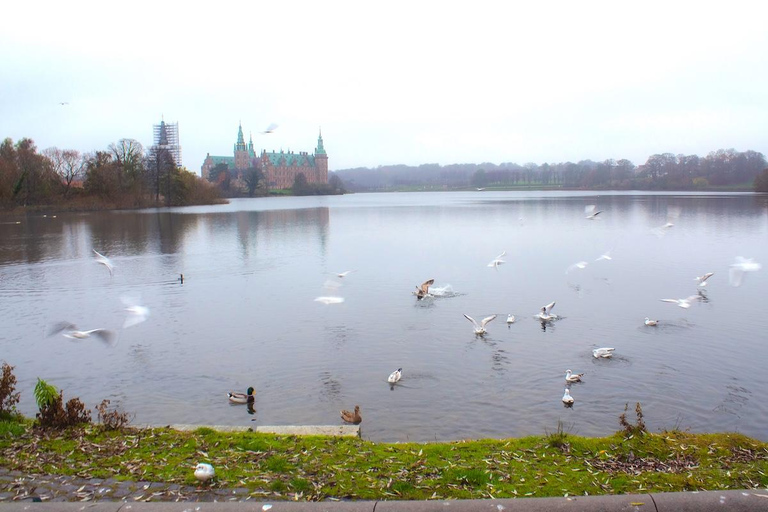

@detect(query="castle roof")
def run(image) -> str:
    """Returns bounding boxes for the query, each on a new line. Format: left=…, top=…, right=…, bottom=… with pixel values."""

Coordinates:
left=263, top=150, right=316, bottom=168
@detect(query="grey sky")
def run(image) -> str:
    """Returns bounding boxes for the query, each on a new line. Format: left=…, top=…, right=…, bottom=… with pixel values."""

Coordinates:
left=2, top=1, right=767, bottom=174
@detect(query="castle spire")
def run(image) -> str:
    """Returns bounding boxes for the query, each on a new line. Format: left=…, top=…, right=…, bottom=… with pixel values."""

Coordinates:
left=235, top=122, right=246, bottom=151
left=315, top=128, right=326, bottom=156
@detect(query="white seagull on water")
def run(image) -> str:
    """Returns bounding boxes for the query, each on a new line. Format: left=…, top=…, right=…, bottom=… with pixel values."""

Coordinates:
left=593, top=347, right=615, bottom=358
left=538, top=301, right=557, bottom=321
left=565, top=369, right=584, bottom=383
left=463, top=314, right=497, bottom=335
left=562, top=389, right=574, bottom=404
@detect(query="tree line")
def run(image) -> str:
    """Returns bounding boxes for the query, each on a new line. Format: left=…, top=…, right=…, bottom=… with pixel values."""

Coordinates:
left=334, top=149, right=767, bottom=192
left=0, top=137, right=223, bottom=210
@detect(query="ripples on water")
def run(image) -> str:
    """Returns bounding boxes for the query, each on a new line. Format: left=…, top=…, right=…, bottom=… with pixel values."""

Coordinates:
left=0, top=191, right=766, bottom=442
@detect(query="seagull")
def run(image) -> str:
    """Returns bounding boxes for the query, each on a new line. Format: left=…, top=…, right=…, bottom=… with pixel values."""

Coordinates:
left=565, top=369, right=584, bottom=383
left=644, top=317, right=658, bottom=326
left=334, top=270, right=355, bottom=278
left=585, top=205, right=603, bottom=220
left=566, top=261, right=588, bottom=274
left=48, top=322, right=117, bottom=347
left=595, top=249, right=613, bottom=262
left=651, top=206, right=681, bottom=236
left=463, top=314, right=497, bottom=335
left=262, top=123, right=279, bottom=134
left=387, top=368, right=402, bottom=384
left=340, top=405, right=362, bottom=424
left=506, top=314, right=515, bottom=324
left=729, top=257, right=761, bottom=287
left=59, top=102, right=69, bottom=106
left=660, top=295, right=701, bottom=309
left=592, top=347, right=615, bottom=358
left=92, top=249, right=114, bottom=277
left=538, top=301, right=557, bottom=321
left=194, top=463, right=215, bottom=482
left=562, top=389, right=574, bottom=404
left=314, top=296, right=345, bottom=305
left=413, top=279, right=434, bottom=300
left=694, top=272, right=714, bottom=287
left=487, top=251, right=506, bottom=268
left=121, top=296, right=150, bottom=329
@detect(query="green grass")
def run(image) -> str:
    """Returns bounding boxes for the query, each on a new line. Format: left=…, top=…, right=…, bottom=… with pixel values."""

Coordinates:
left=0, top=417, right=765, bottom=501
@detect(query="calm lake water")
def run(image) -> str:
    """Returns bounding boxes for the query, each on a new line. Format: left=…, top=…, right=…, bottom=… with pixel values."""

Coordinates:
left=1, top=191, right=767, bottom=442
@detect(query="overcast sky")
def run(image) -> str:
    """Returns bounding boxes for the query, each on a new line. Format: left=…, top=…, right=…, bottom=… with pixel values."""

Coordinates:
left=2, top=1, right=767, bottom=174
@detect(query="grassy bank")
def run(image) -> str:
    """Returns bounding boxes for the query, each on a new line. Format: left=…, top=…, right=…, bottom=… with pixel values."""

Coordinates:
left=0, top=416, right=766, bottom=501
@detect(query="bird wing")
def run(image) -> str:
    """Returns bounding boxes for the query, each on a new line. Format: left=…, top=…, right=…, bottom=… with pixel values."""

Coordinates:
left=496, top=251, right=506, bottom=260
left=420, top=279, right=434, bottom=294
left=543, top=301, right=555, bottom=314
left=585, top=205, right=596, bottom=214
left=263, top=123, right=279, bottom=133
left=685, top=295, right=702, bottom=303
left=659, top=299, right=679, bottom=304
left=463, top=314, right=480, bottom=329
left=86, top=329, right=117, bottom=347
left=48, top=321, right=76, bottom=337
left=480, top=315, right=497, bottom=328
left=700, top=272, right=714, bottom=282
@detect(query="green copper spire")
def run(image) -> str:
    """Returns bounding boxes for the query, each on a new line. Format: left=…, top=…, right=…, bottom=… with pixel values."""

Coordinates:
left=235, top=122, right=246, bottom=151
left=315, top=129, right=326, bottom=155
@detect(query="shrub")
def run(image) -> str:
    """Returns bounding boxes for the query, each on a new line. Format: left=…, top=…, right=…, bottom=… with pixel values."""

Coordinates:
left=0, top=362, right=20, bottom=415
left=619, top=402, right=646, bottom=437
left=95, top=399, right=132, bottom=430
left=34, top=379, right=91, bottom=429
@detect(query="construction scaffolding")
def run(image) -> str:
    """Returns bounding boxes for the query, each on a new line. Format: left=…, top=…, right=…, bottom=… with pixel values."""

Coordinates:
left=152, top=120, right=182, bottom=167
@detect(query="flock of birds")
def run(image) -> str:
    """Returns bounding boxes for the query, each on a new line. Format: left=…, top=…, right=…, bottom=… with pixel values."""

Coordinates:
left=311, top=203, right=763, bottom=411
left=38, top=202, right=762, bottom=482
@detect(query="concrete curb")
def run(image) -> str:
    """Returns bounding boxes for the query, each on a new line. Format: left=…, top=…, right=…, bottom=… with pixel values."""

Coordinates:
left=1, top=490, right=767, bottom=511
left=161, top=425, right=361, bottom=437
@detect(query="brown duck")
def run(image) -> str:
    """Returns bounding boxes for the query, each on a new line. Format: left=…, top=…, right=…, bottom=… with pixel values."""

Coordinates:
left=340, top=405, right=362, bottom=424
left=413, top=279, right=434, bottom=300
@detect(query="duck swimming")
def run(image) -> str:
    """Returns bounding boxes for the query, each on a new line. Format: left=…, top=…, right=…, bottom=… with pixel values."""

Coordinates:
left=341, top=405, right=362, bottom=424
left=228, top=387, right=255, bottom=404
left=644, top=317, right=658, bottom=326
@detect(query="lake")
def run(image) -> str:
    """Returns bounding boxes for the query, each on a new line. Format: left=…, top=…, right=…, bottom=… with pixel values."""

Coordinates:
left=1, top=191, right=766, bottom=442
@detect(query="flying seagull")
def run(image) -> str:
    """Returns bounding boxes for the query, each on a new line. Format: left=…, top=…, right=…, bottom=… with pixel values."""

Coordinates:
left=585, top=205, right=603, bottom=220
left=694, top=272, right=714, bottom=287
left=48, top=322, right=117, bottom=347
left=463, top=314, right=497, bottom=335
left=660, top=295, right=701, bottom=309
left=92, top=249, right=114, bottom=277
left=487, top=251, right=506, bottom=268
left=314, top=296, right=345, bottom=305
left=262, top=123, right=279, bottom=134
left=121, top=295, right=150, bottom=329
left=729, top=257, right=761, bottom=287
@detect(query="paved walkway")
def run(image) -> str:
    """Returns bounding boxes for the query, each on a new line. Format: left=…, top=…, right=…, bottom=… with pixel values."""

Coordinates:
left=1, top=470, right=767, bottom=510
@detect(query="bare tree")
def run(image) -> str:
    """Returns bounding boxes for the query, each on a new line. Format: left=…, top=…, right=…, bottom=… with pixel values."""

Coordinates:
left=45, top=148, right=85, bottom=196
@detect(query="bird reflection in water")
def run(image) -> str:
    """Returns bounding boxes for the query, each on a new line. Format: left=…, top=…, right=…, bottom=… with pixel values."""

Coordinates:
left=697, top=289, right=709, bottom=304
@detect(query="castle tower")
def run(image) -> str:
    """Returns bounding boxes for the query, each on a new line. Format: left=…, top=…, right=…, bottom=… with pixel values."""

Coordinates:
left=233, top=123, right=249, bottom=169
left=314, top=129, right=328, bottom=183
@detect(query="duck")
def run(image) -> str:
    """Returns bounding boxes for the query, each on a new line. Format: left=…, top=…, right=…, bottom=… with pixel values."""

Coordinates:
left=228, top=387, right=255, bottom=404
left=592, top=347, right=615, bottom=359
left=340, top=405, right=362, bottom=424
left=194, top=463, right=215, bottom=482
left=506, top=314, right=515, bottom=324
left=463, top=314, right=497, bottom=335
left=387, top=368, right=402, bottom=384
left=644, top=317, right=658, bottom=326
left=413, top=279, right=435, bottom=300
left=562, top=389, right=574, bottom=404
left=565, top=369, right=584, bottom=383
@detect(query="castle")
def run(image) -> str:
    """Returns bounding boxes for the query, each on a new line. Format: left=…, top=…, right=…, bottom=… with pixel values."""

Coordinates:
left=201, top=124, right=328, bottom=190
